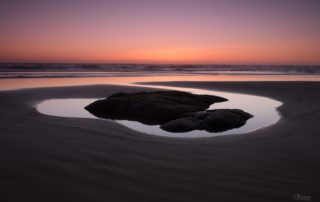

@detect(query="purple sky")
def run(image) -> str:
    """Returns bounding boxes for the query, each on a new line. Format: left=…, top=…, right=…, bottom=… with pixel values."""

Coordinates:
left=0, top=0, right=320, bottom=64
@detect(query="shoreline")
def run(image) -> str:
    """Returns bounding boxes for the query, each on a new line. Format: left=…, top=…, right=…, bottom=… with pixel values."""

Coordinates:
left=1, top=75, right=320, bottom=91
left=0, top=81, right=319, bottom=201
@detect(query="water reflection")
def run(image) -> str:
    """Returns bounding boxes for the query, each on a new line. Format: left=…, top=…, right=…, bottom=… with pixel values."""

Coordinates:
left=1, top=74, right=320, bottom=91
left=37, top=84, right=282, bottom=138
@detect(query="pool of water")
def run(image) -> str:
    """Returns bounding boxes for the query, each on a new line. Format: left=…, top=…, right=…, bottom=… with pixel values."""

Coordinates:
left=37, top=83, right=282, bottom=138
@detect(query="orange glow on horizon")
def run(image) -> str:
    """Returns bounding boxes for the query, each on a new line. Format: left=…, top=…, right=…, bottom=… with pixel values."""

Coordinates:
left=1, top=43, right=319, bottom=65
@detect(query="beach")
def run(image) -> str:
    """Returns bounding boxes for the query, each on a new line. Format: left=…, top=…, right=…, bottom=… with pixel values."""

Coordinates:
left=2, top=0, right=320, bottom=201
left=0, top=81, right=319, bottom=202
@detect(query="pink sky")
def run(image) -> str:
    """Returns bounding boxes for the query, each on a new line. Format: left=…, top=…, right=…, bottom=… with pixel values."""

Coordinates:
left=0, top=0, right=320, bottom=64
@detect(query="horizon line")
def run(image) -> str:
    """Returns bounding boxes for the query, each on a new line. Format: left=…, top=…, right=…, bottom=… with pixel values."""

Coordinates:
left=0, top=61, right=320, bottom=66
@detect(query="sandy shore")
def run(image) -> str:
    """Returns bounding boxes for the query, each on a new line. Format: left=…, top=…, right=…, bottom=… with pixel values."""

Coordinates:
left=0, top=82, right=319, bottom=202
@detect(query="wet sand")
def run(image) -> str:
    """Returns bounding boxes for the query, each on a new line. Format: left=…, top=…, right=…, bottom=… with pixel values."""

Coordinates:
left=0, top=81, right=319, bottom=202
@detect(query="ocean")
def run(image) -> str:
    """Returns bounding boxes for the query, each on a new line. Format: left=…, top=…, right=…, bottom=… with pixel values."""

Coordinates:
left=0, top=63, right=320, bottom=78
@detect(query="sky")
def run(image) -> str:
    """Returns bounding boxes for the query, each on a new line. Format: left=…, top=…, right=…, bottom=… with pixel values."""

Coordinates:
left=0, top=0, right=320, bottom=64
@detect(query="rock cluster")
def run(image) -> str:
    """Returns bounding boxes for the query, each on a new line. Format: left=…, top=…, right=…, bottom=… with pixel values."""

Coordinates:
left=85, top=91, right=252, bottom=133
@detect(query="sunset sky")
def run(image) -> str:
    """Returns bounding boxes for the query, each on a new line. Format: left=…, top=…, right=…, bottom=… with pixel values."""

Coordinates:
left=0, top=0, right=320, bottom=64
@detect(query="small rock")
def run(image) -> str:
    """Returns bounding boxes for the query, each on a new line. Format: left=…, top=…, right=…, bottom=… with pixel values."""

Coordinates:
left=161, top=109, right=253, bottom=133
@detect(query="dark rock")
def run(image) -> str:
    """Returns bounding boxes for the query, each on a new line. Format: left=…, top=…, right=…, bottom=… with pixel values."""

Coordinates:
left=161, top=109, right=253, bottom=133
left=159, top=117, right=203, bottom=132
left=202, top=109, right=253, bottom=132
left=85, top=91, right=227, bottom=125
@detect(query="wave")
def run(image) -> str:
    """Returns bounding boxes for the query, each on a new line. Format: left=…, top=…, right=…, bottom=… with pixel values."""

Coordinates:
left=0, top=63, right=320, bottom=78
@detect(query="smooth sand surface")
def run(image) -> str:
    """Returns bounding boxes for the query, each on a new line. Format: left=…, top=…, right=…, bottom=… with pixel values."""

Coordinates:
left=0, top=82, right=319, bottom=202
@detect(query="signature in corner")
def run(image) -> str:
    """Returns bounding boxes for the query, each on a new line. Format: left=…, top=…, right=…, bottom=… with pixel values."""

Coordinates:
left=294, top=193, right=312, bottom=201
